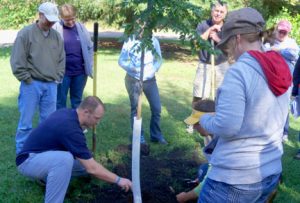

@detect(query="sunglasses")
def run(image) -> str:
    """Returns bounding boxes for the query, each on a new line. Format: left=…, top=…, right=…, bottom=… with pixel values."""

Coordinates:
left=278, top=30, right=288, bottom=35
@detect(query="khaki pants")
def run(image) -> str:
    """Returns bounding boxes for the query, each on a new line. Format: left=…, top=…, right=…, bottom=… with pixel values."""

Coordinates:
left=193, top=61, right=229, bottom=99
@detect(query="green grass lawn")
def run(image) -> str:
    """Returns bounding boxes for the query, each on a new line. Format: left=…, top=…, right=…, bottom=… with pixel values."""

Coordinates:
left=0, top=44, right=299, bottom=202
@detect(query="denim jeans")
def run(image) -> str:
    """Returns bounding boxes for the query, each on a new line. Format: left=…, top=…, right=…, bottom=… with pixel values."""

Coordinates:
left=298, top=116, right=300, bottom=154
left=283, top=113, right=289, bottom=135
left=57, top=74, right=87, bottom=109
left=297, top=91, right=300, bottom=153
left=16, top=80, right=57, bottom=154
left=125, top=74, right=163, bottom=142
left=18, top=151, right=87, bottom=203
left=198, top=174, right=280, bottom=203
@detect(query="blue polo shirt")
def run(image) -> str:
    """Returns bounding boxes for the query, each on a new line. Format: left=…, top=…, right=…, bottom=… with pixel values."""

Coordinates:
left=16, top=109, right=92, bottom=166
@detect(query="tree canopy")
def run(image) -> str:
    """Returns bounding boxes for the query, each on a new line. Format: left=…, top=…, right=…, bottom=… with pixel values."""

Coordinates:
left=117, top=0, right=212, bottom=54
left=0, top=0, right=299, bottom=43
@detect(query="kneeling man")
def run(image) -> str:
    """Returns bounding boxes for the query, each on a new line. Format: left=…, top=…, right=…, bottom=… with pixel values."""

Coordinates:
left=16, top=96, right=132, bottom=202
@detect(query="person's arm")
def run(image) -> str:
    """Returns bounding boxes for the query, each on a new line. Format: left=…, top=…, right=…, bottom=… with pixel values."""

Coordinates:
left=152, top=37, right=162, bottom=72
left=10, top=32, right=32, bottom=84
left=200, top=65, right=246, bottom=138
left=271, top=38, right=299, bottom=63
left=118, top=40, right=135, bottom=71
left=279, top=48, right=299, bottom=64
left=78, top=157, right=132, bottom=191
left=78, top=22, right=94, bottom=78
left=81, top=23, right=94, bottom=67
left=56, top=36, right=66, bottom=82
left=176, top=185, right=199, bottom=203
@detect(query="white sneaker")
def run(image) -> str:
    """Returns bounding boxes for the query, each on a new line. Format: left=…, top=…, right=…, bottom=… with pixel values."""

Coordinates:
left=186, top=125, right=194, bottom=134
left=282, top=134, right=288, bottom=142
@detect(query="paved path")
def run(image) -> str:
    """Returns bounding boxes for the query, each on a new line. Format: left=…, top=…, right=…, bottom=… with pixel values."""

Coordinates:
left=0, top=29, right=179, bottom=47
left=0, top=30, right=18, bottom=47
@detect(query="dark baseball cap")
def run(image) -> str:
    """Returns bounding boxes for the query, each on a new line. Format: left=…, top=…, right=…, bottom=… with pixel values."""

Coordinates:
left=217, top=7, right=265, bottom=49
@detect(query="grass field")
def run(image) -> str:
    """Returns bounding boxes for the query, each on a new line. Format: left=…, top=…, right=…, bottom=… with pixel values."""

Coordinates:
left=0, top=44, right=299, bottom=202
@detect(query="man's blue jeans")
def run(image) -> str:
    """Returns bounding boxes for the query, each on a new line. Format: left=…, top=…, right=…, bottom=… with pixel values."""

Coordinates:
left=198, top=174, right=280, bottom=203
left=18, top=151, right=87, bottom=203
left=57, top=74, right=87, bottom=109
left=125, top=74, right=163, bottom=143
left=16, top=80, right=57, bottom=154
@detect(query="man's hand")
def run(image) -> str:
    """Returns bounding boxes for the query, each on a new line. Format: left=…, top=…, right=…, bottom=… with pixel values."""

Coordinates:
left=176, top=192, right=189, bottom=203
left=117, top=177, right=132, bottom=192
left=176, top=190, right=198, bottom=203
left=201, top=24, right=222, bottom=41
left=208, top=25, right=222, bottom=43
left=210, top=24, right=222, bottom=32
left=209, top=31, right=221, bottom=43
left=78, top=157, right=132, bottom=192
left=194, top=122, right=210, bottom=137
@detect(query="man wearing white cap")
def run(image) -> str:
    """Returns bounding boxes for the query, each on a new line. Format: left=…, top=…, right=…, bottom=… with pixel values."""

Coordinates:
left=10, top=2, right=65, bottom=154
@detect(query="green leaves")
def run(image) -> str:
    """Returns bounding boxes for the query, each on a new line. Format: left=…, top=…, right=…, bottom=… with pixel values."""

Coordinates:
left=0, top=0, right=40, bottom=29
left=117, top=0, right=211, bottom=54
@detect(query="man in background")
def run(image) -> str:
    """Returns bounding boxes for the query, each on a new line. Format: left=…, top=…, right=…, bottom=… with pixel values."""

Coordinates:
left=187, top=1, right=229, bottom=133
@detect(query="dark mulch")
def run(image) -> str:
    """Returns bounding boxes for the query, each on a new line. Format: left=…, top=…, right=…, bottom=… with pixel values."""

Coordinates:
left=67, top=39, right=200, bottom=202
left=69, top=145, right=202, bottom=203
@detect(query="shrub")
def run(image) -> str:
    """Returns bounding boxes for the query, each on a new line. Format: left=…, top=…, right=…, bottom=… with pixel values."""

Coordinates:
left=0, top=0, right=111, bottom=29
left=0, top=0, right=41, bottom=29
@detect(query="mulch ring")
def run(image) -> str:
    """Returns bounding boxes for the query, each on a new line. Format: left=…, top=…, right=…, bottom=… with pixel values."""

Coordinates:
left=73, top=145, right=203, bottom=203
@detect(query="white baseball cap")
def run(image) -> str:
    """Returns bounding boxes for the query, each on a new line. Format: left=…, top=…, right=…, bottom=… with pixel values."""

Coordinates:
left=38, top=2, right=59, bottom=22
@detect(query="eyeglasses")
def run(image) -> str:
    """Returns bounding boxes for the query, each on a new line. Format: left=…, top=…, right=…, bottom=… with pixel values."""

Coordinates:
left=62, top=17, right=76, bottom=23
left=278, top=30, right=288, bottom=36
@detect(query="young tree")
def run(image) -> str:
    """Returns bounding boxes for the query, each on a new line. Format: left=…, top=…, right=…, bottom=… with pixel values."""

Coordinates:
left=115, top=2, right=209, bottom=202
